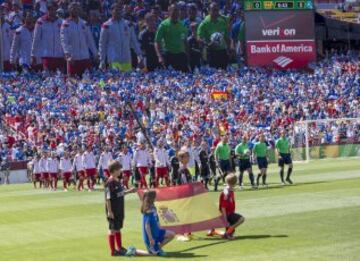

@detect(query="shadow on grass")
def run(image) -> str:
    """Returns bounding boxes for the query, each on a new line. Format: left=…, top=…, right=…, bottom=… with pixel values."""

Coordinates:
left=177, top=234, right=288, bottom=253
left=201, top=234, right=288, bottom=241
left=208, top=180, right=328, bottom=193
left=178, top=240, right=229, bottom=253
left=165, top=252, right=208, bottom=258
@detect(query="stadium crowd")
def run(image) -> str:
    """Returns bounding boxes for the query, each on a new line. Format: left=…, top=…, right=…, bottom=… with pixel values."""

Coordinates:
left=0, top=0, right=359, bottom=189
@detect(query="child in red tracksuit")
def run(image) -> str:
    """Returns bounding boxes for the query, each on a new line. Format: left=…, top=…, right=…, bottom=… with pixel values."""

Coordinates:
left=208, top=173, right=245, bottom=239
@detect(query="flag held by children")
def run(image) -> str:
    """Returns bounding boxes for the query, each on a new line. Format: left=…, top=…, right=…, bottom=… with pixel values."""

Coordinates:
left=138, top=183, right=226, bottom=234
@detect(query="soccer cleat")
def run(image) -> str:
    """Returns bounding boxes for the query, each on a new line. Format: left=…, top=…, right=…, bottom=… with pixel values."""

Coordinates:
left=125, top=246, right=136, bottom=256
left=286, top=178, right=293, bottom=184
left=281, top=182, right=286, bottom=186
left=157, top=249, right=167, bottom=257
left=112, top=250, right=125, bottom=256
left=222, top=233, right=235, bottom=240
left=64, top=189, right=68, bottom=192
left=207, top=229, right=216, bottom=237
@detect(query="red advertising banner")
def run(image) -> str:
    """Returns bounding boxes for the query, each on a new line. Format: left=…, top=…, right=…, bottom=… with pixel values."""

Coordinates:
left=246, top=40, right=316, bottom=69
left=245, top=10, right=316, bottom=69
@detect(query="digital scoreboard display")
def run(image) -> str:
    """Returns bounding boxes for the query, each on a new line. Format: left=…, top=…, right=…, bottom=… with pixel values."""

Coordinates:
left=244, top=0, right=314, bottom=11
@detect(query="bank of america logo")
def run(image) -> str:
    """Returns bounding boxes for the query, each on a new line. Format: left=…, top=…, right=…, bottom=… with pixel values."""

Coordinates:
left=273, top=56, right=293, bottom=68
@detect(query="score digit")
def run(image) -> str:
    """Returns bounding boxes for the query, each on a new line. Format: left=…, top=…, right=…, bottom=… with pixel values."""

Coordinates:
left=253, top=1, right=261, bottom=9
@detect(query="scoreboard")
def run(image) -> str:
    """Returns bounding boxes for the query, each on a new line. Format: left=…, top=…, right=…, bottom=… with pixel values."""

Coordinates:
left=244, top=0, right=314, bottom=11
left=244, top=0, right=316, bottom=69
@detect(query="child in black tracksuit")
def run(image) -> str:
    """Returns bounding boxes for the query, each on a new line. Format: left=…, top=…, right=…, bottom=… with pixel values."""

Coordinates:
left=170, top=155, right=180, bottom=186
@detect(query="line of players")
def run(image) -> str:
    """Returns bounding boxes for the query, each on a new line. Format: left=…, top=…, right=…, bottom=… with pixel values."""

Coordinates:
left=30, top=131, right=294, bottom=191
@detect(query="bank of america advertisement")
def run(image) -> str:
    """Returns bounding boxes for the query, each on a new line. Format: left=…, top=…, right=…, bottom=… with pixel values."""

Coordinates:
left=245, top=11, right=316, bottom=69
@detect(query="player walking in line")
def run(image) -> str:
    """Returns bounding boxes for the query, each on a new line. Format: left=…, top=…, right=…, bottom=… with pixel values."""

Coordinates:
left=253, top=134, right=269, bottom=187
left=48, top=152, right=60, bottom=191
left=235, top=135, right=256, bottom=189
left=60, top=151, right=73, bottom=191
left=82, top=146, right=97, bottom=191
left=276, top=130, right=294, bottom=185
left=73, top=147, right=85, bottom=191
left=153, top=140, right=170, bottom=187
left=134, top=141, right=152, bottom=189
left=118, top=145, right=133, bottom=189
left=214, top=135, right=232, bottom=191
left=98, top=146, right=113, bottom=181
left=32, top=154, right=42, bottom=189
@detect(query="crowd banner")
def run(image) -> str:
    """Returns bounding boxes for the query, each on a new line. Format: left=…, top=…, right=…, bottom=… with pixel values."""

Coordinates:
left=138, top=182, right=226, bottom=234
left=291, top=144, right=360, bottom=161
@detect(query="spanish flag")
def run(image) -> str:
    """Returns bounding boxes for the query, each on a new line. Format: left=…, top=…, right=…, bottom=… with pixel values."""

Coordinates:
left=138, top=183, right=226, bottom=234
left=211, top=91, right=228, bottom=100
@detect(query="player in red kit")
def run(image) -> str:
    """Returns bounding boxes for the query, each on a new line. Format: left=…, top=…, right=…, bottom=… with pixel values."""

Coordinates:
left=82, top=146, right=97, bottom=191
left=133, top=141, right=152, bottom=189
left=118, top=146, right=133, bottom=189
left=153, top=139, right=170, bottom=187
left=73, top=147, right=85, bottom=191
left=60, top=151, right=72, bottom=191
left=208, top=173, right=245, bottom=239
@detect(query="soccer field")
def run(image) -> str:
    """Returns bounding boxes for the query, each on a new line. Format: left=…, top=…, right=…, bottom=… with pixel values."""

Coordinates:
left=0, top=159, right=359, bottom=261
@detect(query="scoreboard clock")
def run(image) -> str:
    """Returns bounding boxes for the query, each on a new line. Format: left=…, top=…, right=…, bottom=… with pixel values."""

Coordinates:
left=244, top=0, right=313, bottom=11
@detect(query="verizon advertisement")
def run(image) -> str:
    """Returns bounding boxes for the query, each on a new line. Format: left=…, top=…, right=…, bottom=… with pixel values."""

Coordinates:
left=245, top=11, right=316, bottom=69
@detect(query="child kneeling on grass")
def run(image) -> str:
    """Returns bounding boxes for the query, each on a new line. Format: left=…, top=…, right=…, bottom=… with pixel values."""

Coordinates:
left=208, top=173, right=245, bottom=239
left=126, top=190, right=175, bottom=257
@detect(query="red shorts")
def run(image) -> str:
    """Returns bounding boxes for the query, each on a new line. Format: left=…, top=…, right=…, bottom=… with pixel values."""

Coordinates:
left=156, top=167, right=169, bottom=178
left=86, top=168, right=97, bottom=177
left=103, top=169, right=110, bottom=178
left=50, top=173, right=58, bottom=179
left=67, top=59, right=92, bottom=76
left=63, top=172, right=72, bottom=180
left=42, top=173, right=49, bottom=179
left=33, top=173, right=41, bottom=181
left=42, top=57, right=66, bottom=72
left=122, top=170, right=132, bottom=178
left=77, top=170, right=85, bottom=179
left=3, top=61, right=13, bottom=71
left=138, top=167, right=148, bottom=175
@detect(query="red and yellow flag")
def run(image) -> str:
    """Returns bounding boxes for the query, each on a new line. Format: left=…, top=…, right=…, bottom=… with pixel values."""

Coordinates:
left=138, top=183, right=226, bottom=234
left=211, top=91, right=228, bottom=100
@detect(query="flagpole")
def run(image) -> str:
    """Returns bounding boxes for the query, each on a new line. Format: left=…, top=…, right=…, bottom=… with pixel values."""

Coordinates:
left=126, top=102, right=154, bottom=150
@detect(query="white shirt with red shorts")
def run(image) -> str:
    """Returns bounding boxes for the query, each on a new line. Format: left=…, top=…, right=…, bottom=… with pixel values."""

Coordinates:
left=98, top=151, right=113, bottom=178
left=82, top=151, right=97, bottom=177
left=154, top=147, right=170, bottom=177
left=60, top=158, right=72, bottom=179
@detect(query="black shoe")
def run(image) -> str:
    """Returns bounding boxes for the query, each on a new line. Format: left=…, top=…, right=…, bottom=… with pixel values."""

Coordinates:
left=286, top=178, right=293, bottom=184
left=112, top=250, right=125, bottom=256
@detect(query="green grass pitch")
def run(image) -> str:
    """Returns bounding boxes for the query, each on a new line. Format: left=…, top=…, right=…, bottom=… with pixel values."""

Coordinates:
left=0, top=158, right=359, bottom=261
